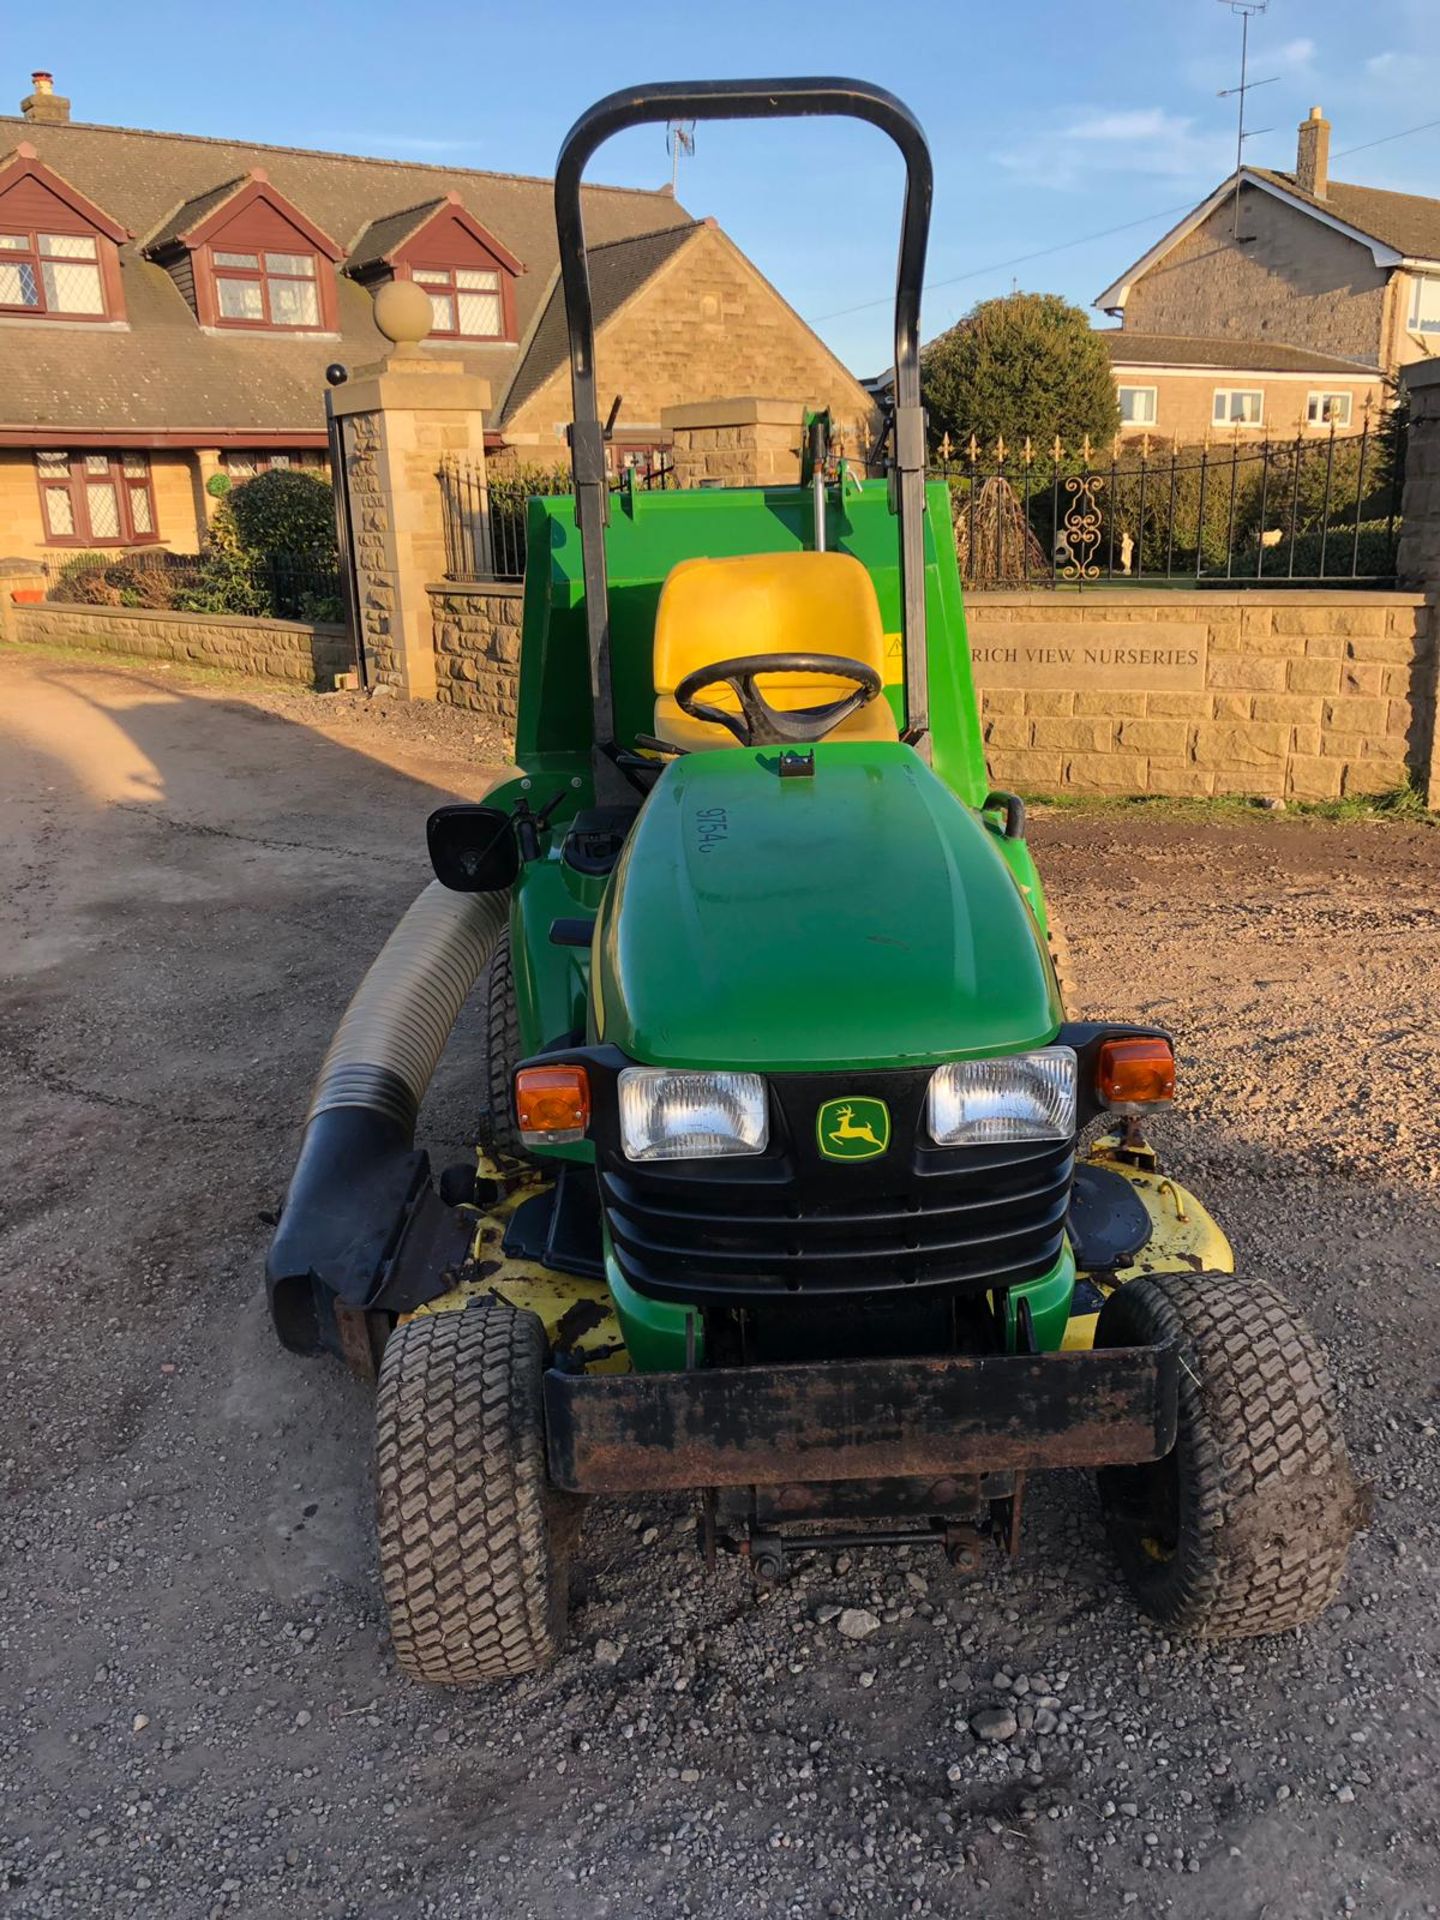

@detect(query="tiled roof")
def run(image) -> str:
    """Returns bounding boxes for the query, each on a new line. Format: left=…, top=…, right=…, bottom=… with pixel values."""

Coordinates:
left=345, top=199, right=447, bottom=276
left=144, top=174, right=250, bottom=250
left=499, top=221, right=701, bottom=423
left=1102, top=330, right=1382, bottom=375
left=1251, top=168, right=1440, bottom=261
left=0, top=115, right=693, bottom=436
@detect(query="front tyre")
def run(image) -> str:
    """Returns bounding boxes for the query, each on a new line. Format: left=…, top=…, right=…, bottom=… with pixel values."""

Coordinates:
left=376, top=1303, right=573, bottom=1684
left=1095, top=1273, right=1364, bottom=1640
left=476, top=930, right=534, bottom=1166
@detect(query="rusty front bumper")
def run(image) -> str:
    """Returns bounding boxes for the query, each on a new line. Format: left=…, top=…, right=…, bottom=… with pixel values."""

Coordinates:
left=543, top=1342, right=1178, bottom=1495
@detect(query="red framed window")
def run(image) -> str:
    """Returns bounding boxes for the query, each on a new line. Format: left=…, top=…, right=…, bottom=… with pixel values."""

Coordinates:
left=0, top=229, right=106, bottom=316
left=222, top=450, right=328, bottom=480
left=36, top=451, right=158, bottom=545
left=412, top=265, right=504, bottom=339
left=210, top=247, right=321, bottom=329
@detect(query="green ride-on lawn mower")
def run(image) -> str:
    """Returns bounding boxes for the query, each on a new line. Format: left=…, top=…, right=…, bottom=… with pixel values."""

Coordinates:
left=267, top=78, right=1363, bottom=1684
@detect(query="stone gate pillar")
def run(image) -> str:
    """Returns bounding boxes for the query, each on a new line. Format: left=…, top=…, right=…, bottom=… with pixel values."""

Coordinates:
left=660, top=398, right=806, bottom=489
left=1397, top=360, right=1440, bottom=807
left=328, top=281, right=490, bottom=699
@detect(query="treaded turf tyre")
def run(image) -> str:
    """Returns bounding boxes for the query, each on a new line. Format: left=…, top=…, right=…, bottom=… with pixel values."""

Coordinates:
left=476, top=930, right=533, bottom=1165
left=1095, top=1273, right=1364, bottom=1640
left=1045, top=911, right=1080, bottom=1018
left=376, top=1303, right=573, bottom=1684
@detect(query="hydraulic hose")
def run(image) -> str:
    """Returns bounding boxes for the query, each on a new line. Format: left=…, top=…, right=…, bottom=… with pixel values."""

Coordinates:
left=267, top=882, right=511, bottom=1353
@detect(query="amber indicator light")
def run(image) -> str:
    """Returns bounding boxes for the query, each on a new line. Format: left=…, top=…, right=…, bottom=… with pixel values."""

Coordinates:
left=1097, top=1036, right=1175, bottom=1106
left=515, top=1065, right=591, bottom=1142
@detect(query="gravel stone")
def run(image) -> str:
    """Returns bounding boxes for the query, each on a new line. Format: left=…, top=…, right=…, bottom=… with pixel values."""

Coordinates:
left=836, top=1609, right=881, bottom=1641
left=970, top=1707, right=1020, bottom=1742
left=3, top=657, right=1436, bottom=1919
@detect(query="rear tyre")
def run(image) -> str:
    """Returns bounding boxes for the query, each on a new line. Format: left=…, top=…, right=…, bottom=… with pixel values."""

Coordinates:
left=1095, top=1272, right=1363, bottom=1640
left=376, top=1303, right=573, bottom=1684
left=477, top=930, right=533, bottom=1165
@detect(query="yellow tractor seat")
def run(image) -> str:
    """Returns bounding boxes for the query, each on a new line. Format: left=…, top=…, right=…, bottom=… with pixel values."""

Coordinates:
left=652, top=551, right=899, bottom=751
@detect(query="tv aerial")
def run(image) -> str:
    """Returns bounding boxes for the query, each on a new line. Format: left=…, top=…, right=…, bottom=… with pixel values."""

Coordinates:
left=667, top=119, right=695, bottom=195
left=1217, top=0, right=1277, bottom=239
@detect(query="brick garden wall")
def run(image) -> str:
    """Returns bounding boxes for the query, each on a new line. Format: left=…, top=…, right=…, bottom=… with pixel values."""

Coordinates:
left=11, top=600, right=351, bottom=686
left=969, top=591, right=1434, bottom=803
left=427, top=581, right=523, bottom=724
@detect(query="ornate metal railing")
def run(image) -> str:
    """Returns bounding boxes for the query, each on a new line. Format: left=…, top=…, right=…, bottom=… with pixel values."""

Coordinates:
left=930, top=412, right=1407, bottom=590
left=440, top=451, right=676, bottom=582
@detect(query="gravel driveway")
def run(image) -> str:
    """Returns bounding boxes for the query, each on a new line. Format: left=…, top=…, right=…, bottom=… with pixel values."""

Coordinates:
left=2, top=647, right=1438, bottom=1920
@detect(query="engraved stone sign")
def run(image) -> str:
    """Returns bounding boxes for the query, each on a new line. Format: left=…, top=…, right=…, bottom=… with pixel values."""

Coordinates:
left=969, top=621, right=1207, bottom=691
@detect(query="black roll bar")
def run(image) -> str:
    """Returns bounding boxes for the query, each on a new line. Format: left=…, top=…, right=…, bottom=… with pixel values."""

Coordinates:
left=554, top=78, right=934, bottom=774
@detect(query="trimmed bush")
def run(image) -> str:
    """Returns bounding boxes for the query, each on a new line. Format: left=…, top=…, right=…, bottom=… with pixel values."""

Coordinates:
left=226, top=468, right=338, bottom=559
left=1234, top=518, right=1399, bottom=580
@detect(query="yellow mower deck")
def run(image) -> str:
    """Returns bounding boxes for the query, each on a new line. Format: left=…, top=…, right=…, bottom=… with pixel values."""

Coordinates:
left=401, top=1140, right=1232, bottom=1366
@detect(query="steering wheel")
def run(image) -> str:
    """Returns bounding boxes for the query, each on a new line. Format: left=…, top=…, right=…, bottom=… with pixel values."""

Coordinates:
left=673, top=652, right=883, bottom=747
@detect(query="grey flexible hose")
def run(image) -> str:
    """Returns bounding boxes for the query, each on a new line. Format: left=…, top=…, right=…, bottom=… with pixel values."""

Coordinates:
left=306, top=881, right=511, bottom=1137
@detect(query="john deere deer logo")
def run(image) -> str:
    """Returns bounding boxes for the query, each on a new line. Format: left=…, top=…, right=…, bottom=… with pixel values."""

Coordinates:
left=817, top=1095, right=891, bottom=1162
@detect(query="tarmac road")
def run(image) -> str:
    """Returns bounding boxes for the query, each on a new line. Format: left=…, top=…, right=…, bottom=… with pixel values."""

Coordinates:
left=2, top=646, right=1438, bottom=1919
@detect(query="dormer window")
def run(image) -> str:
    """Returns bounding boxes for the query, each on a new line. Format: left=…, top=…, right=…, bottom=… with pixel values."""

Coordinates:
left=412, top=265, right=503, bottom=339
left=346, top=192, right=524, bottom=343
left=0, top=143, right=128, bottom=322
left=144, top=169, right=341, bottom=334
left=212, top=247, right=321, bottom=328
left=0, top=229, right=105, bottom=314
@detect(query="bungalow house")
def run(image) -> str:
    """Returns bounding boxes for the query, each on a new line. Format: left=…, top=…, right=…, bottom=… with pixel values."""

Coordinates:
left=0, top=72, right=873, bottom=562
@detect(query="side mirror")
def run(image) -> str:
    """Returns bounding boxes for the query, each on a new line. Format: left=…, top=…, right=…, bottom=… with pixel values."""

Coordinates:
left=426, top=805, right=520, bottom=893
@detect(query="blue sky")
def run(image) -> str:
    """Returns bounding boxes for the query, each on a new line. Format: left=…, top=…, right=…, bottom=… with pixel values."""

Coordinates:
left=11, top=0, right=1440, bottom=375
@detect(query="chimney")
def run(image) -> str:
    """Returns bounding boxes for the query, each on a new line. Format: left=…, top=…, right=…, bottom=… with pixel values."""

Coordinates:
left=21, top=70, right=71, bottom=125
left=1296, top=105, right=1330, bottom=200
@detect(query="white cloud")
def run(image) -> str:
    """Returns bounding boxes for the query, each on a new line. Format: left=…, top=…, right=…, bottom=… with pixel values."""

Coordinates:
left=1275, top=37, right=1317, bottom=71
left=994, top=107, right=1233, bottom=192
left=1065, top=109, right=1179, bottom=143
left=1365, top=51, right=1398, bottom=76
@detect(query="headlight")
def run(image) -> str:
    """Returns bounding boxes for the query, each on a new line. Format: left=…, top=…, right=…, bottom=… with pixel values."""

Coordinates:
left=618, top=1067, right=768, bottom=1162
left=927, top=1047, right=1076, bottom=1146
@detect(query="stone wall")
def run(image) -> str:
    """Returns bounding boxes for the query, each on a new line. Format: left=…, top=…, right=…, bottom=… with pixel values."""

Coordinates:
left=11, top=599, right=351, bottom=685
left=416, top=578, right=1436, bottom=803
left=428, top=581, right=523, bottom=722
left=502, top=225, right=875, bottom=455
left=1119, top=182, right=1396, bottom=369
left=969, top=589, right=1435, bottom=804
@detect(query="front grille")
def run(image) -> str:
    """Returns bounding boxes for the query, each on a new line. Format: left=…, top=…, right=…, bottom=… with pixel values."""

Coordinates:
left=599, top=1066, right=1073, bottom=1306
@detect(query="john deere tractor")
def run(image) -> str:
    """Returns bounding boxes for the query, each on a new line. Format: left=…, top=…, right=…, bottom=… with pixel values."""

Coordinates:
left=267, top=79, right=1362, bottom=1684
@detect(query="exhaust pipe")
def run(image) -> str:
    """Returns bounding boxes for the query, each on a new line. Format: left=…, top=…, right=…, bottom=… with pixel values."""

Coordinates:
left=267, top=882, right=509, bottom=1356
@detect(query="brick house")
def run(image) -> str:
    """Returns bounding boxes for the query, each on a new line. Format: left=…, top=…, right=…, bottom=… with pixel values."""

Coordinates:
left=0, top=72, right=873, bottom=562
left=1094, top=106, right=1438, bottom=440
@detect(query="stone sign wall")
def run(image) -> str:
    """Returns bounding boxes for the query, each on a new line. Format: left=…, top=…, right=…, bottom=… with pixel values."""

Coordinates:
left=971, top=625, right=1208, bottom=692
left=969, top=589, right=1435, bottom=804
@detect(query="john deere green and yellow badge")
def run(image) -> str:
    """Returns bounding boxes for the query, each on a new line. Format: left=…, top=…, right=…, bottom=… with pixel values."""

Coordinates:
left=816, top=1096, right=891, bottom=1161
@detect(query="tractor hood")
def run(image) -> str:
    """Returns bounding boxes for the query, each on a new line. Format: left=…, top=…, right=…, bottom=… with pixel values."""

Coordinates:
left=593, top=742, right=1059, bottom=1073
